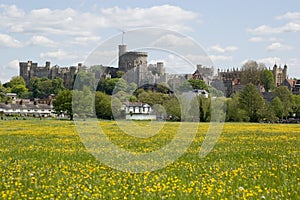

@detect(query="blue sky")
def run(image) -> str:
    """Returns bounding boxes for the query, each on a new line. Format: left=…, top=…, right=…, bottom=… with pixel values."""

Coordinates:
left=1, top=0, right=300, bottom=83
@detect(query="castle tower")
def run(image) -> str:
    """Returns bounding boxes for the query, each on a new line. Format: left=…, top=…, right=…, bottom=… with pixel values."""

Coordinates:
left=157, top=62, right=165, bottom=75
left=45, top=61, right=51, bottom=69
left=19, top=61, right=31, bottom=86
left=119, top=45, right=127, bottom=57
left=283, top=64, right=288, bottom=80
left=118, top=45, right=148, bottom=73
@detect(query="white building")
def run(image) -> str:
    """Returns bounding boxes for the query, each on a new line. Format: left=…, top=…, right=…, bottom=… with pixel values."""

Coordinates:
left=122, top=102, right=156, bottom=120
left=0, top=102, right=54, bottom=117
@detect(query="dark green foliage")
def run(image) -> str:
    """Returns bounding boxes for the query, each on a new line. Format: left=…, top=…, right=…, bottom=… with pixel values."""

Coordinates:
left=52, top=90, right=73, bottom=120
left=238, top=83, right=266, bottom=122
left=95, top=91, right=112, bottom=119
left=274, top=86, right=294, bottom=119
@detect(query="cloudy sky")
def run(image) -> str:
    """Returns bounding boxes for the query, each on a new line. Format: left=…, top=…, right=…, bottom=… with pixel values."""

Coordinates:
left=1, top=0, right=300, bottom=83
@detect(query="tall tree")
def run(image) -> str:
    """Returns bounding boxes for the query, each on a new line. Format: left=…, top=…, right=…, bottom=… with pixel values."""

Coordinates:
left=95, top=91, right=112, bottom=119
left=260, top=69, right=275, bottom=92
left=270, top=97, right=284, bottom=119
left=226, top=94, right=249, bottom=122
left=4, top=76, right=28, bottom=97
left=163, top=96, right=181, bottom=121
left=52, top=90, right=73, bottom=120
left=4, top=76, right=26, bottom=88
left=72, top=86, right=94, bottom=118
left=178, top=79, right=208, bottom=92
left=238, top=83, right=265, bottom=122
left=293, top=95, right=300, bottom=118
left=240, top=60, right=265, bottom=85
left=274, top=86, right=294, bottom=119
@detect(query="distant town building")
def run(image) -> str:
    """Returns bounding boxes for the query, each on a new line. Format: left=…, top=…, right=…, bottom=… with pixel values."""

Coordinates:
left=0, top=102, right=54, bottom=117
left=212, top=64, right=289, bottom=97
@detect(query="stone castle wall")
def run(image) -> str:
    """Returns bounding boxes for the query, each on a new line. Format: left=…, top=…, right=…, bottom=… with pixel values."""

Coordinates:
left=19, top=61, right=80, bottom=89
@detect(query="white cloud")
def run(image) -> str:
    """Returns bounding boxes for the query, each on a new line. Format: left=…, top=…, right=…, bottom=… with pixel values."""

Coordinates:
left=276, top=12, right=300, bottom=21
left=40, top=49, right=78, bottom=60
left=70, top=36, right=101, bottom=46
left=249, top=37, right=264, bottom=42
left=0, top=33, right=22, bottom=48
left=248, top=22, right=300, bottom=35
left=100, top=5, right=199, bottom=31
left=209, top=55, right=232, bottom=62
left=266, top=42, right=292, bottom=51
left=6, top=59, right=19, bottom=70
left=0, top=4, right=25, bottom=18
left=0, top=4, right=199, bottom=40
left=0, top=59, right=20, bottom=83
left=151, top=34, right=196, bottom=47
left=256, top=57, right=282, bottom=66
left=28, top=35, right=57, bottom=47
left=209, top=44, right=238, bottom=53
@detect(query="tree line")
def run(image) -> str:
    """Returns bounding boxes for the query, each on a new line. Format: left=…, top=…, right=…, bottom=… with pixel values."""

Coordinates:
left=1, top=63, right=299, bottom=122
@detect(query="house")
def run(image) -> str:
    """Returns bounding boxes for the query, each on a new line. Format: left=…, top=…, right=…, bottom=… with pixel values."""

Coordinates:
left=0, top=102, right=54, bottom=117
left=293, top=80, right=300, bottom=95
left=281, top=79, right=295, bottom=91
left=122, top=102, right=156, bottom=120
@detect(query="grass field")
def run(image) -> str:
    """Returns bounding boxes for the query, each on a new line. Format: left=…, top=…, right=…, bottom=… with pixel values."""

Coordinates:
left=0, top=120, right=299, bottom=199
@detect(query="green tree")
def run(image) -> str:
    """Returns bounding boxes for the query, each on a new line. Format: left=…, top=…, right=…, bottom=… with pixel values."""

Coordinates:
left=113, top=78, right=128, bottom=93
left=11, top=84, right=28, bottom=97
left=270, top=97, right=284, bottom=119
left=0, top=82, right=8, bottom=102
left=52, top=90, right=73, bottom=120
left=111, top=97, right=122, bottom=119
left=127, top=82, right=137, bottom=93
left=226, top=94, right=249, bottom=122
left=95, top=91, right=112, bottom=119
left=138, top=91, right=169, bottom=106
left=72, top=86, right=93, bottom=118
left=29, top=77, right=65, bottom=98
left=198, top=96, right=211, bottom=122
left=188, top=79, right=209, bottom=91
left=274, top=86, right=294, bottom=119
left=4, top=76, right=26, bottom=88
left=239, top=83, right=265, bottom=122
left=293, top=95, right=300, bottom=118
left=4, top=76, right=27, bottom=97
left=163, top=96, right=181, bottom=121
left=178, top=79, right=208, bottom=92
left=74, top=70, right=96, bottom=91
left=260, top=69, right=275, bottom=92
left=240, top=60, right=265, bottom=85
left=208, top=86, right=224, bottom=97
left=97, top=78, right=122, bottom=95
left=38, top=78, right=52, bottom=98
left=52, top=78, right=65, bottom=94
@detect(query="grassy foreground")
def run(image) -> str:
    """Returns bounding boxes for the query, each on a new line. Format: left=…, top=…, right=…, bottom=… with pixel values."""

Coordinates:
left=0, top=120, right=299, bottom=199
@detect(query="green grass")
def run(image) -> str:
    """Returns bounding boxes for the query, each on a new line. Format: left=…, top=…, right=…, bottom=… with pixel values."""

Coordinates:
left=0, top=120, right=299, bottom=199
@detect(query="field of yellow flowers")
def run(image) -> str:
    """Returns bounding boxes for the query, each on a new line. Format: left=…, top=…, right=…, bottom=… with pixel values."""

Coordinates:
left=0, top=119, right=299, bottom=199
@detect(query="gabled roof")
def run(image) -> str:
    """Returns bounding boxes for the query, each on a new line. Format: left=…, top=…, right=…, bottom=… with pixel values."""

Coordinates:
left=123, top=102, right=151, bottom=107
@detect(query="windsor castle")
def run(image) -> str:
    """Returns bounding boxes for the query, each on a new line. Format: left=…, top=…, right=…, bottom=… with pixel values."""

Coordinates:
left=19, top=44, right=294, bottom=96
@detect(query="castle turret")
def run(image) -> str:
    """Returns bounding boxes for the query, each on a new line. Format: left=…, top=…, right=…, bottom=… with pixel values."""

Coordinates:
left=45, top=61, right=51, bottom=69
left=283, top=64, right=288, bottom=79
left=119, top=45, right=127, bottom=57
